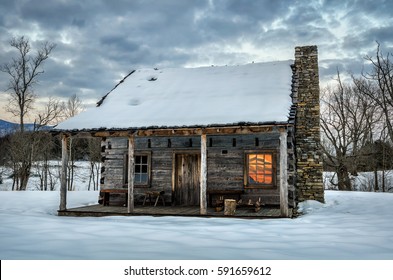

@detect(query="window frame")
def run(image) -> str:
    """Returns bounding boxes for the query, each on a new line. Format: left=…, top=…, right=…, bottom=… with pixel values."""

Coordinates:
left=123, top=151, right=152, bottom=188
left=244, top=150, right=277, bottom=189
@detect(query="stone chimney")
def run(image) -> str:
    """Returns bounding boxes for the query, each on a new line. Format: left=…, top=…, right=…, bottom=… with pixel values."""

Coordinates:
left=292, top=46, right=324, bottom=203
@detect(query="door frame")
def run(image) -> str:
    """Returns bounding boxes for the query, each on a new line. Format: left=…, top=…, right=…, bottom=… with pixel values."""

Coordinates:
left=171, top=150, right=201, bottom=206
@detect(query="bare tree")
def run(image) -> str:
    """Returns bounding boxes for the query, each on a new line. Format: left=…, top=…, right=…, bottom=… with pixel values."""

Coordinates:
left=0, top=36, right=55, bottom=132
left=369, top=129, right=393, bottom=192
left=60, top=94, right=85, bottom=191
left=320, top=71, right=381, bottom=190
left=87, top=138, right=101, bottom=191
left=5, top=98, right=64, bottom=191
left=34, top=97, right=64, bottom=130
left=33, top=132, right=55, bottom=191
left=361, top=42, right=393, bottom=143
left=0, top=36, right=56, bottom=190
left=7, top=131, right=34, bottom=190
left=63, top=93, right=84, bottom=119
left=31, top=99, right=64, bottom=191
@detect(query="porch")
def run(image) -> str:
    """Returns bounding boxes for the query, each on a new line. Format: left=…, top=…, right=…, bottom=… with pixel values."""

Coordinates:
left=58, top=127, right=292, bottom=218
left=58, top=204, right=287, bottom=218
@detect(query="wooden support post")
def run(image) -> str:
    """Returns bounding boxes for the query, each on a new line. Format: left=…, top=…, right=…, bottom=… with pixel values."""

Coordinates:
left=200, top=134, right=207, bottom=215
left=279, top=130, right=289, bottom=217
left=127, top=135, right=135, bottom=213
left=59, top=134, right=68, bottom=211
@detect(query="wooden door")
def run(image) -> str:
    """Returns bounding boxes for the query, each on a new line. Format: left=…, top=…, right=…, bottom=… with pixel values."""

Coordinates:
left=174, top=154, right=201, bottom=206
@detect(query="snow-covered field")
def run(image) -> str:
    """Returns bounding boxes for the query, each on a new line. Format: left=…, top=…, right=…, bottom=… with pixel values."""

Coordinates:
left=1, top=162, right=393, bottom=260
left=0, top=190, right=392, bottom=260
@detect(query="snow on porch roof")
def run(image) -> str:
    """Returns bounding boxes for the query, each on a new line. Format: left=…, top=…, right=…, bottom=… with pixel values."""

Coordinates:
left=56, top=60, right=294, bottom=131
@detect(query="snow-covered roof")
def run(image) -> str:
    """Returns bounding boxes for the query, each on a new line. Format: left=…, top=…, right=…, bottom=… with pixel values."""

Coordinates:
left=57, top=60, right=294, bottom=131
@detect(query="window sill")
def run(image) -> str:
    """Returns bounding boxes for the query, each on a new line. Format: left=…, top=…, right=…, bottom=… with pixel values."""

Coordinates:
left=245, top=185, right=276, bottom=189
left=122, top=184, right=150, bottom=188
left=135, top=184, right=150, bottom=188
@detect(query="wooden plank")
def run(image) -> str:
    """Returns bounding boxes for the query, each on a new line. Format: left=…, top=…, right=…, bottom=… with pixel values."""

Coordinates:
left=171, top=152, right=176, bottom=203
left=59, top=204, right=285, bottom=218
left=127, top=135, right=135, bottom=213
left=207, top=148, right=243, bottom=190
left=59, top=134, right=68, bottom=211
left=174, top=154, right=200, bottom=206
left=279, top=130, right=289, bottom=217
left=200, top=134, right=207, bottom=215
left=100, top=189, right=127, bottom=193
left=104, top=137, right=128, bottom=149
left=60, top=124, right=291, bottom=139
left=134, top=125, right=284, bottom=137
left=93, top=131, right=133, bottom=138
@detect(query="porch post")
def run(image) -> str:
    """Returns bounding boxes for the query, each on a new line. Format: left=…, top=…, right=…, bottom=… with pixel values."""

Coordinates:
left=59, top=134, right=68, bottom=211
left=279, top=129, right=289, bottom=217
left=127, top=134, right=135, bottom=213
left=200, top=134, right=207, bottom=215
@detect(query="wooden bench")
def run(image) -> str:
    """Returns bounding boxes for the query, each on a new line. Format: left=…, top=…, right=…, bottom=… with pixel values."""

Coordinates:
left=143, top=191, right=165, bottom=207
left=99, top=189, right=128, bottom=206
left=207, top=189, right=244, bottom=207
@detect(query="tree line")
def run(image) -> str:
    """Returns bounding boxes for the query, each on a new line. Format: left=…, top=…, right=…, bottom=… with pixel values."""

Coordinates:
left=320, top=42, right=393, bottom=192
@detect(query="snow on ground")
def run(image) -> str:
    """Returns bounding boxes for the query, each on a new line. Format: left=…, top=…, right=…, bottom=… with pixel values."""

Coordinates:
left=0, top=190, right=392, bottom=260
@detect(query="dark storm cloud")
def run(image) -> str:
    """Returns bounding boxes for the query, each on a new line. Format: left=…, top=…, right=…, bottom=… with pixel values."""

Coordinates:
left=0, top=0, right=392, bottom=119
left=19, top=1, right=85, bottom=29
left=219, top=0, right=288, bottom=22
left=100, top=35, right=141, bottom=57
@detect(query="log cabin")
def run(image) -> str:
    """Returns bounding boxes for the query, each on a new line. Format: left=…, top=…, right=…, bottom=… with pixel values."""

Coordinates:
left=55, top=46, right=324, bottom=218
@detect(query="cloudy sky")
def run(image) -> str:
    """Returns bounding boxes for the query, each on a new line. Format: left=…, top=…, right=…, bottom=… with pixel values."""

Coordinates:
left=0, top=0, right=392, bottom=122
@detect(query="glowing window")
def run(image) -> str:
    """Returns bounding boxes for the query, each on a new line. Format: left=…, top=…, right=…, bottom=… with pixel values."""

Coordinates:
left=247, top=153, right=273, bottom=185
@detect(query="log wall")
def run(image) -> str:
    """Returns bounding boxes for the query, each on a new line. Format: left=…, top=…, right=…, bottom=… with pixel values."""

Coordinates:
left=100, top=130, right=293, bottom=207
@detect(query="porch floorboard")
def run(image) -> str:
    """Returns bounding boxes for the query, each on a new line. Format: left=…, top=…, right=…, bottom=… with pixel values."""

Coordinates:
left=58, top=204, right=287, bottom=218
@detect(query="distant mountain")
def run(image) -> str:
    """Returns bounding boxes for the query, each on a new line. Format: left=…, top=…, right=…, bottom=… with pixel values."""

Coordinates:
left=0, top=119, right=19, bottom=136
left=0, top=119, right=51, bottom=137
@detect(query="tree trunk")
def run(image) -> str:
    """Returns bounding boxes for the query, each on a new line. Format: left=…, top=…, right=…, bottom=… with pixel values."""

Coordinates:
left=44, top=159, right=48, bottom=191
left=12, top=177, right=16, bottom=191
left=95, top=163, right=100, bottom=191
left=20, top=114, right=24, bottom=133
left=19, top=160, right=31, bottom=191
left=88, top=161, right=95, bottom=191
left=337, top=165, right=352, bottom=191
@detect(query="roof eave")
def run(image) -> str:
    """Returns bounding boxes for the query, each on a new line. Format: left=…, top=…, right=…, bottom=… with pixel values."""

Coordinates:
left=51, top=121, right=291, bottom=138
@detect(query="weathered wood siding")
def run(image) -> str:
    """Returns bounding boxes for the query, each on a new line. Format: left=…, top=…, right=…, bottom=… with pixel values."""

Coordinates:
left=174, top=154, right=201, bottom=206
left=100, top=130, right=291, bottom=207
left=206, top=132, right=282, bottom=205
